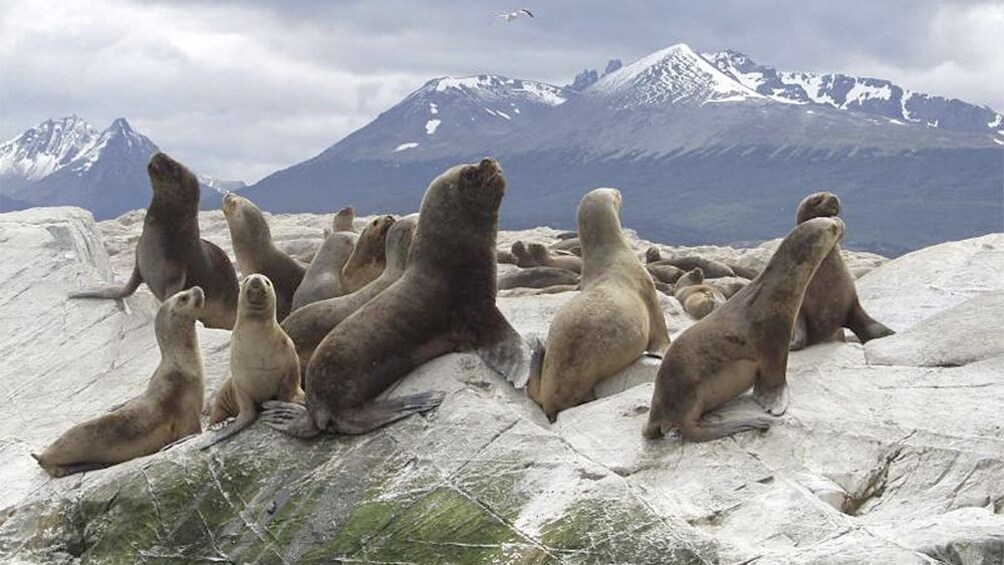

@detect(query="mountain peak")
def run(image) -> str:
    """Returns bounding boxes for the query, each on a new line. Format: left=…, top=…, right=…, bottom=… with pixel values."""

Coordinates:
left=589, top=43, right=764, bottom=107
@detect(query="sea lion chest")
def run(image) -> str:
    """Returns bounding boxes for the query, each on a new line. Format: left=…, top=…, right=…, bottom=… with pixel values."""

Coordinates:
left=231, top=322, right=292, bottom=399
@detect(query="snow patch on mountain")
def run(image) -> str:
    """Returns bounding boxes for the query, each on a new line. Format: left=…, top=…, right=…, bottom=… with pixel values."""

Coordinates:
left=425, top=119, right=441, bottom=135
left=0, top=116, right=100, bottom=183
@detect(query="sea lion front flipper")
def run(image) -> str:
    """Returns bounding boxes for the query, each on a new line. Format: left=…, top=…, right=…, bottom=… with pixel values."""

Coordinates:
left=69, top=265, right=143, bottom=299
left=753, top=346, right=791, bottom=416
left=790, top=311, right=808, bottom=351
left=261, top=400, right=321, bottom=438
left=201, top=388, right=257, bottom=449
left=473, top=307, right=541, bottom=388
left=330, top=391, right=447, bottom=435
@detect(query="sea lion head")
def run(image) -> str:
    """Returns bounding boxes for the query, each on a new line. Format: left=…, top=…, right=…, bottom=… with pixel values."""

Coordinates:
left=527, top=243, right=550, bottom=264
left=147, top=152, right=200, bottom=211
left=645, top=246, right=662, bottom=264
left=576, top=188, right=625, bottom=250
left=797, top=191, right=841, bottom=224
left=156, top=286, right=204, bottom=347
left=238, top=274, right=276, bottom=320
left=767, top=216, right=846, bottom=285
left=511, top=240, right=529, bottom=259
left=384, top=214, right=419, bottom=271
left=678, top=267, right=705, bottom=288
left=359, top=215, right=396, bottom=248
left=334, top=206, right=356, bottom=231
left=411, top=158, right=505, bottom=271
left=222, top=193, right=272, bottom=244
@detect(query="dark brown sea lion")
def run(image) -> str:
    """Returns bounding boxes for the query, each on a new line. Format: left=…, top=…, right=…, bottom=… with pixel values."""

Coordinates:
left=262, top=159, right=534, bottom=437
left=340, top=215, right=395, bottom=293
left=645, top=217, right=845, bottom=442
left=791, top=191, right=894, bottom=350
left=69, top=153, right=238, bottom=329
left=291, top=230, right=358, bottom=311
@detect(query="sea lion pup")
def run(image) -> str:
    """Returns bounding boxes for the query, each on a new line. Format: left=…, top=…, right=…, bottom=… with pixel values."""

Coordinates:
left=33, top=287, right=207, bottom=477
left=511, top=240, right=539, bottom=268
left=262, top=159, right=534, bottom=437
left=340, top=215, right=395, bottom=293
left=282, top=215, right=418, bottom=376
left=551, top=237, right=582, bottom=255
left=791, top=192, right=894, bottom=350
left=645, top=247, right=749, bottom=279
left=644, top=217, right=845, bottom=442
left=528, top=242, right=583, bottom=274
left=204, top=275, right=304, bottom=448
left=222, top=193, right=306, bottom=321
left=647, top=263, right=684, bottom=285
left=333, top=206, right=356, bottom=232
left=69, top=153, right=238, bottom=329
left=290, top=230, right=358, bottom=311
left=498, top=266, right=580, bottom=290
left=528, top=189, right=671, bottom=420
left=673, top=268, right=727, bottom=320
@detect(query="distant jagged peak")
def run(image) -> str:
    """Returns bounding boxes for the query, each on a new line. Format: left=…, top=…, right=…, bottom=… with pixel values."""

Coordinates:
left=417, top=74, right=568, bottom=106
left=588, top=43, right=766, bottom=106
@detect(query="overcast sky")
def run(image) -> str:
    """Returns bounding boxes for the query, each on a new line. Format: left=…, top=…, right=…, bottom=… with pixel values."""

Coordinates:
left=2, top=0, right=1002, bottom=183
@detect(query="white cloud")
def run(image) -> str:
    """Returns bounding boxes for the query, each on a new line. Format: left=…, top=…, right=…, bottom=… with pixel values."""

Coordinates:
left=1, top=0, right=1001, bottom=184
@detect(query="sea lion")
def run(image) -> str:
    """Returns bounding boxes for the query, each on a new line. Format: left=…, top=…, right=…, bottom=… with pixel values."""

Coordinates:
left=528, top=189, right=670, bottom=420
left=500, top=284, right=578, bottom=297
left=645, top=246, right=663, bottom=264
left=673, top=268, right=727, bottom=320
left=791, top=192, right=895, bottom=350
left=497, top=248, right=518, bottom=265
left=644, top=217, right=845, bottom=442
left=262, top=159, right=533, bottom=437
left=282, top=215, right=418, bottom=376
left=551, top=237, right=582, bottom=255
left=511, top=240, right=538, bottom=268
left=333, top=206, right=356, bottom=232
left=340, top=215, right=395, bottom=294
left=222, top=193, right=306, bottom=321
left=291, top=231, right=358, bottom=311
left=647, top=263, right=684, bottom=285
left=69, top=153, right=238, bottom=329
left=204, top=275, right=304, bottom=447
left=650, top=256, right=736, bottom=279
left=555, top=231, right=578, bottom=240
left=33, top=287, right=207, bottom=477
left=528, top=242, right=583, bottom=274
left=708, top=276, right=749, bottom=299
left=498, top=266, right=580, bottom=290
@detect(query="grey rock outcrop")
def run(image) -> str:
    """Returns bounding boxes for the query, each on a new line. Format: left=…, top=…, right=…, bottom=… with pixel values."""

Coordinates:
left=1, top=208, right=1001, bottom=564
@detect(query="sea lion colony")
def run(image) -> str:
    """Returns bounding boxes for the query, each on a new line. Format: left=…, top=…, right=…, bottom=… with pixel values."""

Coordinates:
left=39, top=152, right=896, bottom=476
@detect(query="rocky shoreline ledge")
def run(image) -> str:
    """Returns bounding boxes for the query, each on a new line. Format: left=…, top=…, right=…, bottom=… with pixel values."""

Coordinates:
left=1, top=207, right=1001, bottom=564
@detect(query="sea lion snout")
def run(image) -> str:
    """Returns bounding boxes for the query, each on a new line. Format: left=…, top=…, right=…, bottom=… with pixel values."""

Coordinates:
left=190, top=286, right=205, bottom=309
left=242, top=274, right=273, bottom=303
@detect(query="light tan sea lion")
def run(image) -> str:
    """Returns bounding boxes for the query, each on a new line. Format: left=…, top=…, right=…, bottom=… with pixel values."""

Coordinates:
left=340, top=215, right=395, bottom=294
left=333, top=206, right=356, bottom=233
left=498, top=266, right=580, bottom=290
left=282, top=215, right=418, bottom=376
left=647, top=263, right=685, bottom=285
left=791, top=191, right=895, bottom=350
left=291, top=231, right=358, bottom=312
left=262, top=159, right=534, bottom=437
left=33, top=287, right=207, bottom=476
left=528, top=189, right=670, bottom=420
left=673, top=268, right=727, bottom=320
left=644, top=217, right=845, bottom=442
left=528, top=242, right=583, bottom=274
left=511, top=240, right=538, bottom=268
left=203, top=275, right=304, bottom=447
left=497, top=248, right=518, bottom=265
left=69, top=153, right=238, bottom=329
left=222, top=193, right=306, bottom=321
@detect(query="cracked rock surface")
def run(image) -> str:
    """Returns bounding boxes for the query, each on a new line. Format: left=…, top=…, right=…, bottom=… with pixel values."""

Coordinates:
left=1, top=208, right=1002, bottom=564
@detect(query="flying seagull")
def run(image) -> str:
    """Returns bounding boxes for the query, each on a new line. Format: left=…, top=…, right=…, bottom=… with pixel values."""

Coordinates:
left=497, top=9, right=534, bottom=22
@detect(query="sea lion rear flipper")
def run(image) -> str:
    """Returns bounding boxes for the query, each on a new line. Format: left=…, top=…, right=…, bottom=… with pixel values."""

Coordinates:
left=473, top=307, right=541, bottom=388
left=846, top=301, right=895, bottom=343
left=69, top=265, right=142, bottom=299
left=331, top=392, right=446, bottom=435
left=680, top=415, right=775, bottom=442
left=261, top=401, right=321, bottom=438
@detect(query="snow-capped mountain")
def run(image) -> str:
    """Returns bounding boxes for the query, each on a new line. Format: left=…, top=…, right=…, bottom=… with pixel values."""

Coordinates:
left=704, top=50, right=1004, bottom=139
left=0, top=117, right=245, bottom=218
left=244, top=42, right=1001, bottom=255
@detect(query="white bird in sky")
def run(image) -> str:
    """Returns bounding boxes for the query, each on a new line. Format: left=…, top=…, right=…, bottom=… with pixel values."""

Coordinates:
left=497, top=9, right=534, bottom=22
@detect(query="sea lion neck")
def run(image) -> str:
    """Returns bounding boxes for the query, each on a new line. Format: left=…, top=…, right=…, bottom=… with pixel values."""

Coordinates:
left=578, top=197, right=631, bottom=282
left=155, top=309, right=201, bottom=372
